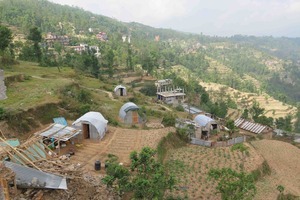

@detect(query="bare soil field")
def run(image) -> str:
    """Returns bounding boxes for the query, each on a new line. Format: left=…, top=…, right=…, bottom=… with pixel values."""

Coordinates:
left=165, top=143, right=264, bottom=200
left=70, top=126, right=175, bottom=171
left=251, top=140, right=300, bottom=200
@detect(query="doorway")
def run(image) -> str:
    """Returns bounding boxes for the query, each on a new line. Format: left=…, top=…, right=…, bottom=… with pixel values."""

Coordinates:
left=120, top=88, right=124, bottom=96
left=82, top=123, right=90, bottom=139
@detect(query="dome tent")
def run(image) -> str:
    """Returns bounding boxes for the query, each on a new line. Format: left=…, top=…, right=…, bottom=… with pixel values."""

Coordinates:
left=114, top=85, right=127, bottom=96
left=119, top=102, right=142, bottom=124
left=72, top=112, right=108, bottom=140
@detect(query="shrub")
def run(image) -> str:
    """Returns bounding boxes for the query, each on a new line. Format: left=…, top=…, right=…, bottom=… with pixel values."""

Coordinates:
left=0, top=107, right=5, bottom=120
left=162, top=112, right=176, bottom=127
left=175, top=105, right=184, bottom=112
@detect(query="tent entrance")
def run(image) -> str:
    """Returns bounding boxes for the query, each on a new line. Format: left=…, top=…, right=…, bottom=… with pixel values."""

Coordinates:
left=82, top=123, right=90, bottom=139
left=132, top=111, right=138, bottom=124
left=120, top=88, right=124, bottom=96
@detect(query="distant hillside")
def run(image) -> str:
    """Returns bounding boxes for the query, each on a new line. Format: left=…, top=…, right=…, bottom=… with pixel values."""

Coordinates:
left=0, top=0, right=189, bottom=41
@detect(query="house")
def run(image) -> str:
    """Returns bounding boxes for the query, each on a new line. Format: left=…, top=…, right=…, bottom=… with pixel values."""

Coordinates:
left=72, top=112, right=108, bottom=140
left=45, top=32, right=69, bottom=47
left=119, top=102, right=144, bottom=125
left=0, top=69, right=7, bottom=100
left=96, top=32, right=108, bottom=41
left=155, top=79, right=172, bottom=88
left=234, top=118, right=273, bottom=139
left=194, top=114, right=219, bottom=139
left=114, top=85, right=127, bottom=96
left=157, top=88, right=186, bottom=105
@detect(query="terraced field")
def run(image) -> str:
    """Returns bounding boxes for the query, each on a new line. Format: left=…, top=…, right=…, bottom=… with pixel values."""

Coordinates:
left=70, top=126, right=175, bottom=171
left=165, top=143, right=264, bottom=200
left=200, top=81, right=297, bottom=121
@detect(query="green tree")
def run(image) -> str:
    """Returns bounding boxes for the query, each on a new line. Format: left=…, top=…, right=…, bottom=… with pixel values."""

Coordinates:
left=102, top=155, right=130, bottom=195
left=27, top=27, right=42, bottom=62
left=102, top=147, right=175, bottom=199
left=201, top=93, right=209, bottom=104
left=250, top=102, right=265, bottom=121
left=276, top=115, right=292, bottom=132
left=226, top=119, right=236, bottom=135
left=129, top=147, right=175, bottom=199
left=208, top=168, right=256, bottom=200
left=0, top=25, right=12, bottom=54
left=241, top=109, right=249, bottom=119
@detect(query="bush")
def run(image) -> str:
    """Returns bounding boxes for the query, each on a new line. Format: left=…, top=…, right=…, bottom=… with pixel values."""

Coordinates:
left=162, top=113, right=176, bottom=127
left=231, top=143, right=248, bottom=152
left=0, top=107, right=6, bottom=120
left=175, top=105, right=184, bottom=112
left=139, top=83, right=157, bottom=96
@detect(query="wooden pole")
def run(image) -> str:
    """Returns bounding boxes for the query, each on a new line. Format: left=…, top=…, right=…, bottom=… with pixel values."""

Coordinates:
left=0, top=137, right=42, bottom=171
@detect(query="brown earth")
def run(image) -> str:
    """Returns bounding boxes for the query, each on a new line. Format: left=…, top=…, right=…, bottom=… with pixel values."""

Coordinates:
left=251, top=140, right=300, bottom=199
left=69, top=126, right=175, bottom=170
left=165, top=143, right=265, bottom=200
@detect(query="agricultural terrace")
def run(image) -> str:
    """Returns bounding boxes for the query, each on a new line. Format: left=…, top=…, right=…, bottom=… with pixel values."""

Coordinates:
left=165, top=143, right=264, bottom=200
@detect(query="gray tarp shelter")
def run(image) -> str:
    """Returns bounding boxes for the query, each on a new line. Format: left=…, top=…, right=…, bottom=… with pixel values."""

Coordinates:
left=119, top=102, right=142, bottom=124
left=72, top=112, right=108, bottom=140
left=114, top=85, right=127, bottom=96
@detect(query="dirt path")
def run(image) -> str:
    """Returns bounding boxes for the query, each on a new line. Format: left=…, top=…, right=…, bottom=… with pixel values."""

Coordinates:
left=79, top=85, right=116, bottom=101
left=251, top=140, right=300, bottom=199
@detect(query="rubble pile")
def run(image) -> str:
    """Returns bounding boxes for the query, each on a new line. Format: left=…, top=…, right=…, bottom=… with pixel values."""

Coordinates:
left=5, top=157, right=119, bottom=200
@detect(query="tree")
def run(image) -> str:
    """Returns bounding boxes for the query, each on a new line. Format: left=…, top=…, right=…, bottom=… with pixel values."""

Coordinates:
left=27, top=27, right=42, bottom=62
left=208, top=168, right=256, bottom=200
left=250, top=102, right=264, bottom=121
left=0, top=25, right=12, bottom=53
left=226, top=119, right=236, bottom=136
left=241, top=109, right=249, bottom=119
left=201, top=93, right=209, bottom=104
left=276, top=115, right=292, bottom=132
left=102, top=155, right=130, bottom=195
left=129, top=147, right=175, bottom=199
left=102, top=147, right=175, bottom=199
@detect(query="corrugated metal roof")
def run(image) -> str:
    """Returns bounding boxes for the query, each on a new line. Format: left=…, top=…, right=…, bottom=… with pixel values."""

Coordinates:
left=4, top=161, right=67, bottom=189
left=119, top=102, right=139, bottom=119
left=182, top=104, right=203, bottom=114
left=235, top=118, right=268, bottom=134
left=40, top=124, right=81, bottom=141
left=0, top=139, right=20, bottom=147
left=53, top=117, right=68, bottom=126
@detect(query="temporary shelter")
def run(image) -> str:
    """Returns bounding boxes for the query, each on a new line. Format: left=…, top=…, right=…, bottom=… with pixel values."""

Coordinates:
left=72, top=112, right=108, bottom=140
left=119, top=102, right=142, bottom=124
left=114, top=85, right=127, bottom=96
left=194, top=114, right=219, bottom=138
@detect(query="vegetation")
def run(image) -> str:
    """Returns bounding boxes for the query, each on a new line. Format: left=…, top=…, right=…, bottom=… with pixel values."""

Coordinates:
left=102, top=147, right=175, bottom=199
left=208, top=168, right=256, bottom=200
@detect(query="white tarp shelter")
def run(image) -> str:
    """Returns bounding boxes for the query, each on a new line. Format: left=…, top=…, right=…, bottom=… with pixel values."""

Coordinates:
left=114, top=85, right=127, bottom=96
left=72, top=112, right=108, bottom=140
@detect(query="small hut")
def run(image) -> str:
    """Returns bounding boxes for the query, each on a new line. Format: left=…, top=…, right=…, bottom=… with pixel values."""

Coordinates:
left=194, top=114, right=219, bottom=138
left=119, top=102, right=142, bottom=124
left=114, top=85, right=127, bottom=96
left=72, top=112, right=108, bottom=140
